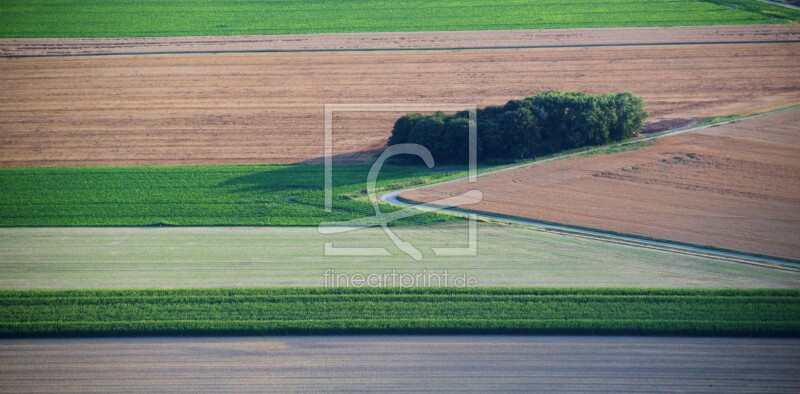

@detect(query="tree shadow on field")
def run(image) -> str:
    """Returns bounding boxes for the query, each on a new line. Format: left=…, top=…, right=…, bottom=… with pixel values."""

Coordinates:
left=217, top=164, right=366, bottom=194
left=217, top=153, right=453, bottom=197
left=301, top=149, right=382, bottom=166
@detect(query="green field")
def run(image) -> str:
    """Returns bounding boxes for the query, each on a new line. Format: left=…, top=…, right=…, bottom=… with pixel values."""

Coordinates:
left=1, top=0, right=798, bottom=38
left=0, top=164, right=464, bottom=226
left=1, top=288, right=798, bottom=337
left=4, top=226, right=799, bottom=289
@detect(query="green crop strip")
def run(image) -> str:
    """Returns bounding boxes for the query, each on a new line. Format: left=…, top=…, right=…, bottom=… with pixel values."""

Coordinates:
left=0, top=164, right=467, bottom=226
left=0, top=288, right=798, bottom=337
left=0, top=0, right=797, bottom=38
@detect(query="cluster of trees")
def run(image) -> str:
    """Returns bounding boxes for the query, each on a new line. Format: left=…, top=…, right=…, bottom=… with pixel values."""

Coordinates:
left=388, top=91, right=648, bottom=163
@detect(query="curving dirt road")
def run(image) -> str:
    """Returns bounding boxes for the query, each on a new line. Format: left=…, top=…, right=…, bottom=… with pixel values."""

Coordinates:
left=400, top=109, right=800, bottom=262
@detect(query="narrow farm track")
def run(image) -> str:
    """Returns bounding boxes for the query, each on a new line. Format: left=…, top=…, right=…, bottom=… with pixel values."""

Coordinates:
left=1, top=24, right=798, bottom=57
left=1, top=41, right=798, bottom=167
left=394, top=108, right=800, bottom=265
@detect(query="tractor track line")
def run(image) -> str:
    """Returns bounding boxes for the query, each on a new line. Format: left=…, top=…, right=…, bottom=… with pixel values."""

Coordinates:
left=2, top=39, right=799, bottom=59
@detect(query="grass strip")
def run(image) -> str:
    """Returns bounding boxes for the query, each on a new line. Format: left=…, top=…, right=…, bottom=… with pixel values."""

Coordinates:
left=1, top=0, right=798, bottom=38
left=1, top=288, right=797, bottom=337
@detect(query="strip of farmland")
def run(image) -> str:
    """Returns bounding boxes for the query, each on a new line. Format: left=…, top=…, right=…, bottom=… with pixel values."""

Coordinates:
left=0, top=288, right=798, bottom=337
left=3, top=225, right=799, bottom=289
left=1, top=336, right=798, bottom=392
left=1, top=24, right=798, bottom=57
left=0, top=163, right=469, bottom=227
left=1, top=0, right=797, bottom=39
left=1, top=43, right=798, bottom=167
left=402, top=110, right=800, bottom=261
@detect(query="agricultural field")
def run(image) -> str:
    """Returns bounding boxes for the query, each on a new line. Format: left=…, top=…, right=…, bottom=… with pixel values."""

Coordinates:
left=0, top=164, right=465, bottom=226
left=2, top=336, right=799, bottom=392
left=1, top=288, right=798, bottom=337
left=1, top=0, right=798, bottom=38
left=3, top=225, right=799, bottom=289
left=2, top=42, right=799, bottom=167
left=2, top=0, right=800, bottom=390
left=403, top=109, right=800, bottom=261
left=3, top=24, right=797, bottom=57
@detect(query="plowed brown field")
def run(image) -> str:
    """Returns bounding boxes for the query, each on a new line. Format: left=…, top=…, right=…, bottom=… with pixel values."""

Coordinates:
left=2, top=337, right=799, bottom=393
left=1, top=42, right=798, bottom=166
left=403, top=110, right=800, bottom=261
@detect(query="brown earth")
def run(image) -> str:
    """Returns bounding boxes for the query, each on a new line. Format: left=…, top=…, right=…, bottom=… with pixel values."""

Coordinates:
left=1, top=42, right=798, bottom=167
left=403, top=110, right=800, bottom=261
left=1, top=24, right=797, bottom=57
left=2, top=337, right=799, bottom=393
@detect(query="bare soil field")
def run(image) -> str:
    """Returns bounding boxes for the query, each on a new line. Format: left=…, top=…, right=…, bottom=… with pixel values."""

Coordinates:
left=1, top=42, right=798, bottom=166
left=1, top=25, right=797, bottom=57
left=403, top=110, right=800, bottom=261
left=1, top=337, right=799, bottom=393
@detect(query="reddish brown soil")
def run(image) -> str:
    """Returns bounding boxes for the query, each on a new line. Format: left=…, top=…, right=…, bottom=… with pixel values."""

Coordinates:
left=1, top=42, right=798, bottom=167
left=1, top=25, right=797, bottom=56
left=403, top=110, right=800, bottom=261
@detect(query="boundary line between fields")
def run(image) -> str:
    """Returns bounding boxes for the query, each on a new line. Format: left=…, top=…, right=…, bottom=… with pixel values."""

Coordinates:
left=379, top=106, right=800, bottom=270
left=760, top=0, right=800, bottom=11
left=1, top=40, right=798, bottom=59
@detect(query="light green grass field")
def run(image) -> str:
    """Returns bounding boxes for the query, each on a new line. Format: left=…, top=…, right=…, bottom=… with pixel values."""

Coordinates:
left=1, top=0, right=798, bottom=38
left=1, top=287, right=798, bottom=337
left=1, top=225, right=798, bottom=289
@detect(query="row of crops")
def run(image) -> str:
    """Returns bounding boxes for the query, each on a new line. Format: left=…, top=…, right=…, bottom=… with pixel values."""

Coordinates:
left=1, top=288, right=798, bottom=337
